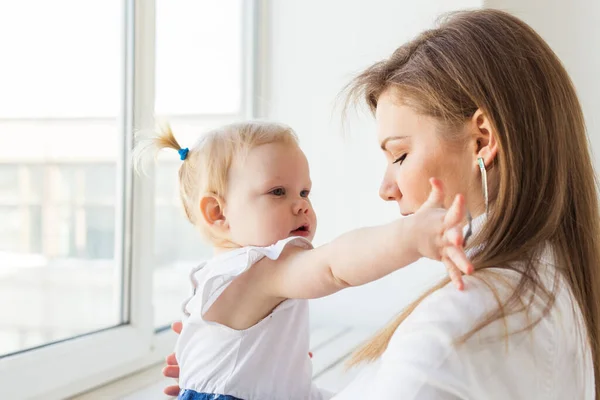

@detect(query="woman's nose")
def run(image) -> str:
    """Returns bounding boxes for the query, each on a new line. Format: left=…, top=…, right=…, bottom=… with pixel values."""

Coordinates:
left=379, top=172, right=401, bottom=202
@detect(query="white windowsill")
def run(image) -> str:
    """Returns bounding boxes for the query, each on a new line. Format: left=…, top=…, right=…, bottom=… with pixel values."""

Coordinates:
left=70, top=363, right=173, bottom=400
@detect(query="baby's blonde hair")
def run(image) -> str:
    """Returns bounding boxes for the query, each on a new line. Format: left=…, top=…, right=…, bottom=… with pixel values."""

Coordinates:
left=135, top=121, right=299, bottom=240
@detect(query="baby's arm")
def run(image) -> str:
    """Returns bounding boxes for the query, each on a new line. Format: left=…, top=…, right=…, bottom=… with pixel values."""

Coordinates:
left=259, top=179, right=473, bottom=299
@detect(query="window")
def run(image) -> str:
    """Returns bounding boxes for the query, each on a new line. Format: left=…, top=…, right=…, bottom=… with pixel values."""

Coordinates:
left=0, top=1, right=257, bottom=398
left=0, top=1, right=123, bottom=357
left=153, top=0, right=248, bottom=329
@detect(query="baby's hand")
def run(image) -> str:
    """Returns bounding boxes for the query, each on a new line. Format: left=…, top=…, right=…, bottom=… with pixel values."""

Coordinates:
left=413, top=178, right=474, bottom=290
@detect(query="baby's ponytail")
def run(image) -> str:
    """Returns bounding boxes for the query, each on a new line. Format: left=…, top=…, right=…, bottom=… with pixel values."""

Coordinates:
left=133, top=123, right=188, bottom=174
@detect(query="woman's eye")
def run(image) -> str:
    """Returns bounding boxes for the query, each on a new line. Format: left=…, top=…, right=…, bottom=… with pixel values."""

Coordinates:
left=393, top=154, right=407, bottom=165
left=270, top=188, right=286, bottom=196
left=300, top=190, right=310, bottom=198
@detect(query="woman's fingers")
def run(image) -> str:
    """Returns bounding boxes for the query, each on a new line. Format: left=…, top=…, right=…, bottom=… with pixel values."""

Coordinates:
left=171, top=321, right=183, bottom=335
left=163, top=352, right=181, bottom=396
left=166, top=352, right=178, bottom=366
left=164, top=384, right=181, bottom=397
left=163, top=326, right=182, bottom=396
left=162, top=365, right=180, bottom=379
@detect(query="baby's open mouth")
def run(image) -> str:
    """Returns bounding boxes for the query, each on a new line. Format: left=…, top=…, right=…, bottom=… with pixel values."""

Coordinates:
left=290, top=224, right=310, bottom=237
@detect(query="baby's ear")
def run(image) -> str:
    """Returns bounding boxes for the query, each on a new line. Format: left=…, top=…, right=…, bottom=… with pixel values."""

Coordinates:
left=199, top=195, right=228, bottom=232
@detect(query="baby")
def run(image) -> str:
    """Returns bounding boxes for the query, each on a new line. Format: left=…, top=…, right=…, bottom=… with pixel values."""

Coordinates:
left=137, top=121, right=471, bottom=400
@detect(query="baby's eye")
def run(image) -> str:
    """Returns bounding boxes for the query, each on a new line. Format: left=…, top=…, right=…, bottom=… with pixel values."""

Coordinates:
left=270, top=187, right=286, bottom=196
left=300, top=190, right=310, bottom=198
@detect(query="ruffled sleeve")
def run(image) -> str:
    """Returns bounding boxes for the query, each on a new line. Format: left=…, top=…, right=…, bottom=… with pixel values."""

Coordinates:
left=183, top=236, right=313, bottom=318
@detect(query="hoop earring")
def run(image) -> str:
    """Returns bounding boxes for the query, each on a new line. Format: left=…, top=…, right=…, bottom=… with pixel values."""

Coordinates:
left=478, top=157, right=489, bottom=214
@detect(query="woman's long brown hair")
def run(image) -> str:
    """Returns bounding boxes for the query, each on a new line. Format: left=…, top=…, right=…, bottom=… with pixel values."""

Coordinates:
left=345, top=9, right=600, bottom=397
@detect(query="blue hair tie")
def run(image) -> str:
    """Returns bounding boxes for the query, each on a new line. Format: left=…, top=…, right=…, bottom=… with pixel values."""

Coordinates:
left=178, top=147, right=189, bottom=161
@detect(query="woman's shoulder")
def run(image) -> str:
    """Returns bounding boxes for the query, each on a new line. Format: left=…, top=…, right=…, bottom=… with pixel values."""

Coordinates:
left=376, top=267, right=590, bottom=399
left=395, top=247, right=576, bottom=339
left=381, top=264, right=592, bottom=395
left=395, top=268, right=524, bottom=337
left=387, top=264, right=577, bottom=356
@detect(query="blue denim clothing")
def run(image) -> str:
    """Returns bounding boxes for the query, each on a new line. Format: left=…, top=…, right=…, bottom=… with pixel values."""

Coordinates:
left=178, top=389, right=243, bottom=400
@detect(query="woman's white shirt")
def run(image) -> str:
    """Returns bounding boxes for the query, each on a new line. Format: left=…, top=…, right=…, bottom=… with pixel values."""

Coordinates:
left=334, top=251, right=594, bottom=399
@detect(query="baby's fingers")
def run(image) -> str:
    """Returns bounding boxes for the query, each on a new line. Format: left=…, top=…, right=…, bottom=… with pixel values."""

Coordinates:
left=443, top=256, right=465, bottom=290
left=445, top=226, right=464, bottom=248
left=444, top=194, right=466, bottom=228
left=421, top=178, right=445, bottom=210
left=445, top=245, right=474, bottom=276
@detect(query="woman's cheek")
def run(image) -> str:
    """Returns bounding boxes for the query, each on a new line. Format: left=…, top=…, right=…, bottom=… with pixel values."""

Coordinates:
left=406, top=170, right=430, bottom=208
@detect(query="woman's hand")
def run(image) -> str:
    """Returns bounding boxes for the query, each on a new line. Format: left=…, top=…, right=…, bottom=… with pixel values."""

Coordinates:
left=162, top=321, right=182, bottom=397
left=413, top=178, right=474, bottom=290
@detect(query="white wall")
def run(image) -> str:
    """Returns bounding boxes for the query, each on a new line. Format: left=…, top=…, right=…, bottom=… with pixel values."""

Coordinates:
left=263, top=0, right=483, bottom=328
left=264, top=0, right=600, bottom=328
left=484, top=0, right=600, bottom=166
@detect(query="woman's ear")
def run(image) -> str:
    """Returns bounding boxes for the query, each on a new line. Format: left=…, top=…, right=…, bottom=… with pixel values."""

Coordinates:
left=471, top=109, right=498, bottom=167
left=199, top=195, right=228, bottom=232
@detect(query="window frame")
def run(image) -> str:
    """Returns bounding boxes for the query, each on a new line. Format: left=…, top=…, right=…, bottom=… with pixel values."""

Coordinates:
left=0, top=1, right=260, bottom=398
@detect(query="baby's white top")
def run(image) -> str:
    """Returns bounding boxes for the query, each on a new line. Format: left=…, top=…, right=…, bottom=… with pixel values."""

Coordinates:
left=175, top=236, right=331, bottom=400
